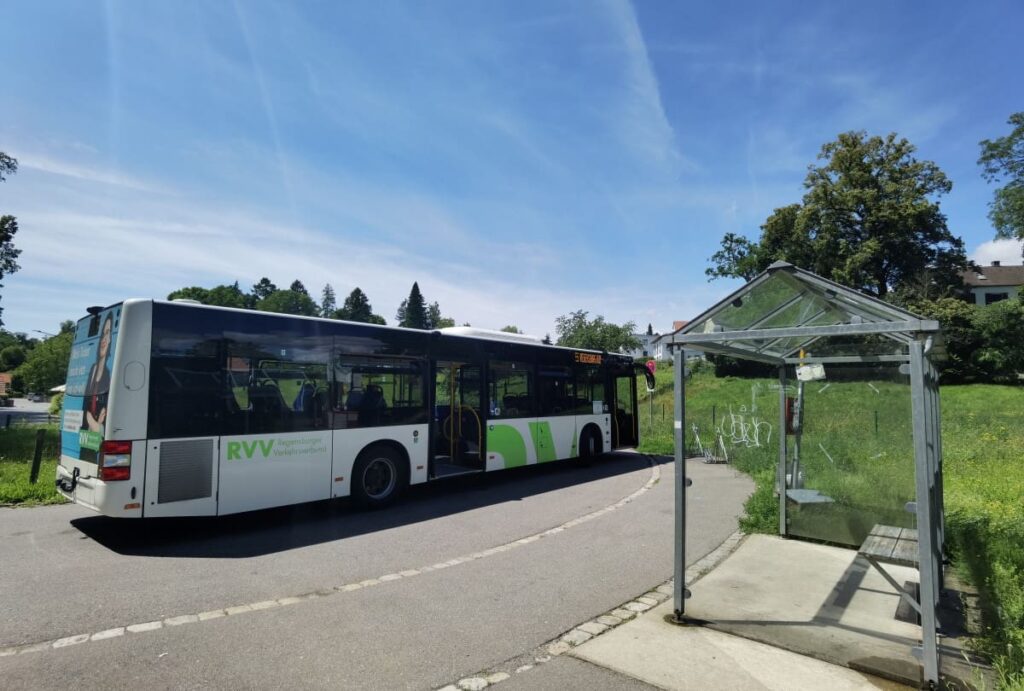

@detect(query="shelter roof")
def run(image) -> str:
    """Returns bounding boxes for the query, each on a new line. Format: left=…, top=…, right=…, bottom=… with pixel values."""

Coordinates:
left=669, top=262, right=941, bottom=364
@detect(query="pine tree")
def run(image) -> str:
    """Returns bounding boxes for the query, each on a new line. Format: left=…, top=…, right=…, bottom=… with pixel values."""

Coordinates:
left=397, top=282, right=428, bottom=329
left=320, top=284, right=337, bottom=318
left=339, top=287, right=380, bottom=323
left=290, top=280, right=309, bottom=296
left=251, top=277, right=277, bottom=301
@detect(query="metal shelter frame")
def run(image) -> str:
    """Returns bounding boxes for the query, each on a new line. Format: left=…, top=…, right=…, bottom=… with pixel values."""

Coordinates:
left=667, top=262, right=946, bottom=685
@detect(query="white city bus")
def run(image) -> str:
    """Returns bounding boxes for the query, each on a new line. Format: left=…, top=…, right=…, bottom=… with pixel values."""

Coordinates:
left=56, top=299, right=652, bottom=518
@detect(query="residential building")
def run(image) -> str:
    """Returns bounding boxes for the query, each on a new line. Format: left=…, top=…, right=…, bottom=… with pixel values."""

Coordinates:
left=961, top=261, right=1024, bottom=305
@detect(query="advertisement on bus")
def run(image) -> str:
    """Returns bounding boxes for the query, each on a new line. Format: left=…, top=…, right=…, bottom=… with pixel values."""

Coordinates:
left=62, top=306, right=121, bottom=462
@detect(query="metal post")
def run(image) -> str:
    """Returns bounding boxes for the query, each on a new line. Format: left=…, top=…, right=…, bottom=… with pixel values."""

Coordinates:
left=672, top=346, right=689, bottom=619
left=930, top=360, right=946, bottom=585
left=777, top=366, right=788, bottom=536
left=29, top=428, right=46, bottom=484
left=792, top=380, right=804, bottom=489
left=910, top=340, right=940, bottom=685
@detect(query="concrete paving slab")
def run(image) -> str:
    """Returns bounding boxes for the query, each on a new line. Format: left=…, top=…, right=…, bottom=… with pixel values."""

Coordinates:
left=498, top=656, right=661, bottom=691
left=572, top=599, right=908, bottom=690
left=681, top=534, right=923, bottom=685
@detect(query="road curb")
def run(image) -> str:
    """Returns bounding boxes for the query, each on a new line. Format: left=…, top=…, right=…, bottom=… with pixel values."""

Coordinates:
left=434, top=525, right=747, bottom=691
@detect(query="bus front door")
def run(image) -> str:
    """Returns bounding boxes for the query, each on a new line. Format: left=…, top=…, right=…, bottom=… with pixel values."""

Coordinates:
left=612, top=373, right=639, bottom=449
left=431, top=361, right=484, bottom=478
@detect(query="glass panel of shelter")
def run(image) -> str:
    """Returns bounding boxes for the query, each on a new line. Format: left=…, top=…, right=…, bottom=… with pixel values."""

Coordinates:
left=783, top=361, right=915, bottom=547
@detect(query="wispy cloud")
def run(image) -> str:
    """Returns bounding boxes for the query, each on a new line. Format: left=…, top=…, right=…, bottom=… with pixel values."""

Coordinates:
left=603, top=0, right=696, bottom=177
left=18, top=154, right=164, bottom=192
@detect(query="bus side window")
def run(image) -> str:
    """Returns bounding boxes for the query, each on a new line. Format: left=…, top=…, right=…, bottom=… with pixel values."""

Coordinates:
left=334, top=356, right=426, bottom=429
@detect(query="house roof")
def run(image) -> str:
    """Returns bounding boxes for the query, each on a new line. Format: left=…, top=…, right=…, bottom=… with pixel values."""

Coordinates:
left=961, top=264, right=1024, bottom=287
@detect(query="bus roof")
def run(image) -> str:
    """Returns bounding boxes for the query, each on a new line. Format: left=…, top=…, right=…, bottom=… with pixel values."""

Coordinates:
left=118, top=298, right=628, bottom=359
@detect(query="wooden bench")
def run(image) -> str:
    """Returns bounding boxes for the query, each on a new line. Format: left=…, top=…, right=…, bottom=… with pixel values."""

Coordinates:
left=859, top=524, right=921, bottom=615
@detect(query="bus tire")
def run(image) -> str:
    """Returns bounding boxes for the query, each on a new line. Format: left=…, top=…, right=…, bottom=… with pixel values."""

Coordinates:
left=352, top=444, right=407, bottom=509
left=578, top=426, right=603, bottom=466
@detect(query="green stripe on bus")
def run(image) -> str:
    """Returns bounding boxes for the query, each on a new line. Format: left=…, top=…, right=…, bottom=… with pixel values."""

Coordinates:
left=529, top=421, right=557, bottom=463
left=488, top=424, right=527, bottom=468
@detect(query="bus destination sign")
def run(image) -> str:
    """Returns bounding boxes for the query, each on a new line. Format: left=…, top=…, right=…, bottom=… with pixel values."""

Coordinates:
left=573, top=352, right=602, bottom=365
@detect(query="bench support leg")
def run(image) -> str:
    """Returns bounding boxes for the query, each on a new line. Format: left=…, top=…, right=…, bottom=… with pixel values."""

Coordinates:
left=862, top=555, right=922, bottom=616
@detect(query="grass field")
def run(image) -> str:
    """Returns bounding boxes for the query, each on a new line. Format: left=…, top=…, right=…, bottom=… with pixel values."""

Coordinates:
left=0, top=425, right=65, bottom=505
left=637, top=362, right=1024, bottom=686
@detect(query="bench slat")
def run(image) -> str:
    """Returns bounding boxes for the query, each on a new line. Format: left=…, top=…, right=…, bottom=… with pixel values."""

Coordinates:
left=870, top=524, right=902, bottom=538
left=860, top=534, right=897, bottom=560
left=890, top=537, right=919, bottom=566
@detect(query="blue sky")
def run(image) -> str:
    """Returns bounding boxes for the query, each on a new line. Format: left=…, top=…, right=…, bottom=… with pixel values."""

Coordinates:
left=1, top=0, right=1021, bottom=337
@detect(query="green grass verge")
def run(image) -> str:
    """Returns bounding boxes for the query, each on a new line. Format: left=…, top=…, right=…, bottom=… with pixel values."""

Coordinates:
left=0, top=425, right=66, bottom=505
left=636, top=364, right=1024, bottom=685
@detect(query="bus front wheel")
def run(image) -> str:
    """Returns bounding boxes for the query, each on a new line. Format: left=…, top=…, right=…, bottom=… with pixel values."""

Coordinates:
left=352, top=445, right=407, bottom=509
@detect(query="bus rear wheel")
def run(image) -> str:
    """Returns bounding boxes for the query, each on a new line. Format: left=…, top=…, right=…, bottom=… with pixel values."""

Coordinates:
left=352, top=445, right=407, bottom=509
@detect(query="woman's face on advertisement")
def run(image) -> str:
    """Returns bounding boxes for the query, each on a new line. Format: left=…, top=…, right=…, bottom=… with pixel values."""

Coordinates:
left=99, top=319, right=112, bottom=360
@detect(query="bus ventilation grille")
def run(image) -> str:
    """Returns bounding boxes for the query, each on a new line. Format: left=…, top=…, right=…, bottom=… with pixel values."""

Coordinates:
left=158, top=439, right=213, bottom=504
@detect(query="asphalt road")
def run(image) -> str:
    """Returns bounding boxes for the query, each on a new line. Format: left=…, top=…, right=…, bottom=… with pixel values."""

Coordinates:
left=0, top=453, right=752, bottom=690
left=1, top=399, right=55, bottom=426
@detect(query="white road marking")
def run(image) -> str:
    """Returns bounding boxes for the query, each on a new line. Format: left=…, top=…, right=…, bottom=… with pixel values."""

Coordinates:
left=2, top=456, right=660, bottom=657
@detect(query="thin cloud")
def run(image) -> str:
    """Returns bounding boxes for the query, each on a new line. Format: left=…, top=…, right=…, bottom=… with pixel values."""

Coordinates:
left=603, top=0, right=696, bottom=177
left=18, top=154, right=164, bottom=193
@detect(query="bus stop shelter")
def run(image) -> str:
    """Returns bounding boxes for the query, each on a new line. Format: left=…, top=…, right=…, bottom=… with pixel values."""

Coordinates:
left=668, top=262, right=946, bottom=685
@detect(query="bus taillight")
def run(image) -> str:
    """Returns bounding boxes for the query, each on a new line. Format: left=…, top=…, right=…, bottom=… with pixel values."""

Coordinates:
left=99, top=440, right=132, bottom=481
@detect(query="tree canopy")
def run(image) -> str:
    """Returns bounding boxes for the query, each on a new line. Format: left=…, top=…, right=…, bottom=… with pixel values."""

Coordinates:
left=336, top=287, right=386, bottom=324
left=256, top=289, right=319, bottom=316
left=168, top=282, right=248, bottom=308
left=251, top=277, right=277, bottom=301
left=707, top=131, right=966, bottom=299
left=15, top=330, right=72, bottom=392
left=978, top=112, right=1024, bottom=249
left=554, top=310, right=640, bottom=352
left=0, top=151, right=21, bottom=327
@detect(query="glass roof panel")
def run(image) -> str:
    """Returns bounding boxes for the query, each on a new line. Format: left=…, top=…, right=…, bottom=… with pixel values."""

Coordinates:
left=674, top=263, right=939, bottom=363
left=689, top=273, right=802, bottom=334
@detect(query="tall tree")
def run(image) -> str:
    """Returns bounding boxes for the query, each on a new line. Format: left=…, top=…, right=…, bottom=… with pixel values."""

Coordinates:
left=251, top=277, right=277, bottom=301
left=500, top=325, right=522, bottom=333
left=426, top=301, right=454, bottom=329
left=289, top=280, right=309, bottom=296
left=978, top=112, right=1024, bottom=250
left=320, top=284, right=337, bottom=318
left=554, top=310, right=641, bottom=352
left=708, top=131, right=966, bottom=298
left=0, top=152, right=22, bottom=327
left=337, top=287, right=385, bottom=324
left=397, top=282, right=428, bottom=329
